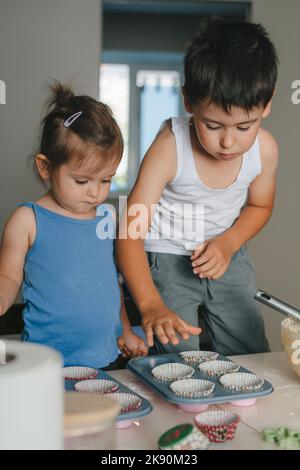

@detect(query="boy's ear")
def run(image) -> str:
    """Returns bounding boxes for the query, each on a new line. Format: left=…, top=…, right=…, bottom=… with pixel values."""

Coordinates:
left=262, top=96, right=274, bottom=118
left=182, top=87, right=193, bottom=114
left=35, top=153, right=51, bottom=180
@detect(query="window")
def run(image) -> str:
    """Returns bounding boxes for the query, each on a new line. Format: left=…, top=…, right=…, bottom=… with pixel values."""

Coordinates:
left=100, top=53, right=184, bottom=193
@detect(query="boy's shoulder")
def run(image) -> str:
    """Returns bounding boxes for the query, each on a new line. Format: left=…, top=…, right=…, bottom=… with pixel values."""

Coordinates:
left=258, top=127, right=279, bottom=170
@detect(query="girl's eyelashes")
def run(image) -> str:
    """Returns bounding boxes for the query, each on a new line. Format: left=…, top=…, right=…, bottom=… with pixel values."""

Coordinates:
left=237, top=126, right=250, bottom=131
left=74, top=178, right=112, bottom=184
left=75, top=180, right=88, bottom=185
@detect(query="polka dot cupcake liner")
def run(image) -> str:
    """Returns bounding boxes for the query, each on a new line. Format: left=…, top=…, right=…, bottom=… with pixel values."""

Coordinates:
left=170, top=378, right=215, bottom=398
left=194, top=410, right=240, bottom=443
left=109, top=393, right=142, bottom=413
left=198, top=360, right=240, bottom=377
left=63, top=366, right=99, bottom=381
left=74, top=379, right=119, bottom=394
left=158, top=423, right=210, bottom=450
left=220, top=372, right=264, bottom=392
left=151, top=363, right=195, bottom=382
left=179, top=350, right=219, bottom=365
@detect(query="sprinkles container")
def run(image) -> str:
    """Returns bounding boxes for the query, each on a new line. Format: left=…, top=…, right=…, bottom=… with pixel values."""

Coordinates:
left=194, top=410, right=240, bottom=443
left=158, top=423, right=210, bottom=450
left=220, top=372, right=264, bottom=392
left=151, top=363, right=194, bottom=382
left=74, top=379, right=119, bottom=394
left=198, top=360, right=240, bottom=377
left=179, top=350, right=219, bottom=364
left=63, top=366, right=99, bottom=381
left=170, top=379, right=215, bottom=398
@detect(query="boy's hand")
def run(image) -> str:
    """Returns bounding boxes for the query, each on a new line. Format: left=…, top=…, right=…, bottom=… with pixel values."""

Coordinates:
left=190, top=235, right=235, bottom=280
left=118, top=332, right=148, bottom=359
left=142, top=304, right=202, bottom=348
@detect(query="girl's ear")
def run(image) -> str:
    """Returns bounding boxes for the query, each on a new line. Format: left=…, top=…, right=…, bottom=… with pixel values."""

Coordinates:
left=182, top=87, right=193, bottom=114
left=35, top=154, right=51, bottom=180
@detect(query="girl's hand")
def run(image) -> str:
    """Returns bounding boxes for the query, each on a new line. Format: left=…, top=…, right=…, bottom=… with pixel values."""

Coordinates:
left=141, top=304, right=202, bottom=348
left=118, top=332, right=148, bottom=359
left=190, top=236, right=235, bottom=280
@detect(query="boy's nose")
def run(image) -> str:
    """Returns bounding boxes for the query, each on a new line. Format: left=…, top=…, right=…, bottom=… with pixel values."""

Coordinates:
left=220, top=131, right=234, bottom=149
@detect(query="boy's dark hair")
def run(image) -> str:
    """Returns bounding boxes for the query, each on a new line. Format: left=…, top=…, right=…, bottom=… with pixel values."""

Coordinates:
left=37, top=81, right=123, bottom=173
left=183, top=18, right=278, bottom=112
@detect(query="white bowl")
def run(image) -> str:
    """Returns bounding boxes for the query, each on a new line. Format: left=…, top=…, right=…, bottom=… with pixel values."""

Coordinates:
left=198, top=360, right=240, bottom=377
left=170, top=378, right=215, bottom=398
left=281, top=318, right=300, bottom=379
left=220, top=372, right=264, bottom=392
left=152, top=363, right=195, bottom=382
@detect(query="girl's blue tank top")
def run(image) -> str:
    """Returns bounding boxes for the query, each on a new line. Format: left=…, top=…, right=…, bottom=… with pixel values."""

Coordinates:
left=20, top=202, right=121, bottom=368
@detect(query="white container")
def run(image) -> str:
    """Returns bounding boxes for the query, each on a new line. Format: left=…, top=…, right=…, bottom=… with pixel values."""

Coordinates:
left=0, top=340, right=63, bottom=450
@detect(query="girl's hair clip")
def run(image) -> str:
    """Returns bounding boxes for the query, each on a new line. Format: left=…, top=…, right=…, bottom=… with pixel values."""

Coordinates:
left=63, top=111, right=82, bottom=128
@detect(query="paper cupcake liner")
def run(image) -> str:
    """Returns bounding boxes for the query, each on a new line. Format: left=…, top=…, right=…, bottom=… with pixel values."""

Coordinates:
left=179, top=351, right=219, bottom=365
left=220, top=372, right=264, bottom=392
left=151, top=363, right=195, bottom=382
left=198, top=360, right=240, bottom=377
left=109, top=393, right=142, bottom=413
left=74, top=379, right=119, bottom=394
left=170, top=378, right=215, bottom=398
left=63, top=366, right=99, bottom=380
left=195, top=410, right=240, bottom=443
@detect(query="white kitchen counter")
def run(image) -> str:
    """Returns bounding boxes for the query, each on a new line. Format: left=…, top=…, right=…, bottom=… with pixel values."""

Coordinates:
left=109, top=351, right=300, bottom=450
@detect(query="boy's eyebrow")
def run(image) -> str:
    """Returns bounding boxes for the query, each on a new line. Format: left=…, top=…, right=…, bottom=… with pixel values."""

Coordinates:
left=202, top=116, right=259, bottom=125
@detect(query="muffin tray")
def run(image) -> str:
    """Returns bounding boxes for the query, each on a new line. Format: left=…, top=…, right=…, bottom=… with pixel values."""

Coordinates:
left=127, top=353, right=273, bottom=412
left=64, top=369, right=152, bottom=427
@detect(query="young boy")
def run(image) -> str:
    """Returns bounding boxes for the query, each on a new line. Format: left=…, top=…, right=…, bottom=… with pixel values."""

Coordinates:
left=117, top=18, right=279, bottom=355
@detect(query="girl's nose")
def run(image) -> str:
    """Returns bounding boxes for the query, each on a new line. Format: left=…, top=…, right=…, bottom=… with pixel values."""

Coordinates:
left=220, top=131, right=234, bottom=149
left=87, top=182, right=100, bottom=199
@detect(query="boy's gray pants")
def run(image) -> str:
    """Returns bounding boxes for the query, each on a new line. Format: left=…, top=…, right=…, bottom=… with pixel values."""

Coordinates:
left=147, top=246, right=269, bottom=356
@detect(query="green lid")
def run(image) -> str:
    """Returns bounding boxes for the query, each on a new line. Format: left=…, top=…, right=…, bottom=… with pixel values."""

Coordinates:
left=159, top=423, right=194, bottom=448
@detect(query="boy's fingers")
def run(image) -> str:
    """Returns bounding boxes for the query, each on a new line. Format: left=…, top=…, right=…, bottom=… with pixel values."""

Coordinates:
left=153, top=324, right=169, bottom=344
left=144, top=324, right=154, bottom=348
left=190, top=243, right=206, bottom=259
left=164, top=323, right=179, bottom=345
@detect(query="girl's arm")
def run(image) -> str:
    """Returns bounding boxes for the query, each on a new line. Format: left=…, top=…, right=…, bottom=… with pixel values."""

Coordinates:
left=118, top=283, right=148, bottom=357
left=0, top=207, right=32, bottom=315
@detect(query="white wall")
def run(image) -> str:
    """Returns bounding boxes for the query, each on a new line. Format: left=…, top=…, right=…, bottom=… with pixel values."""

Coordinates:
left=0, top=0, right=101, bottom=229
left=249, top=0, right=300, bottom=350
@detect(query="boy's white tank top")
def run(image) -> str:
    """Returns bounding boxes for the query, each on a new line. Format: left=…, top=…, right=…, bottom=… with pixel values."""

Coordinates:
left=144, top=116, right=262, bottom=255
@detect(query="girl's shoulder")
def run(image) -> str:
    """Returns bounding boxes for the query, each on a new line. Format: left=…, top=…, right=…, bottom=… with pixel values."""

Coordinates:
left=4, top=205, right=36, bottom=249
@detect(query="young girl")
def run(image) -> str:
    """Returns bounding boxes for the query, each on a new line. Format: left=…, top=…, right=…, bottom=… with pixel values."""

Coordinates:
left=0, top=82, right=147, bottom=368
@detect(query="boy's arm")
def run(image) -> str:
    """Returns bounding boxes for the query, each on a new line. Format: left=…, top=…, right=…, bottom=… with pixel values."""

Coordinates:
left=0, top=208, right=32, bottom=315
left=192, top=129, right=279, bottom=279
left=116, top=123, right=201, bottom=347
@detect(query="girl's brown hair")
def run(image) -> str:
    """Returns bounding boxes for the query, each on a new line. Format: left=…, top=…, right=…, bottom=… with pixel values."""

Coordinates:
left=37, top=81, right=123, bottom=173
